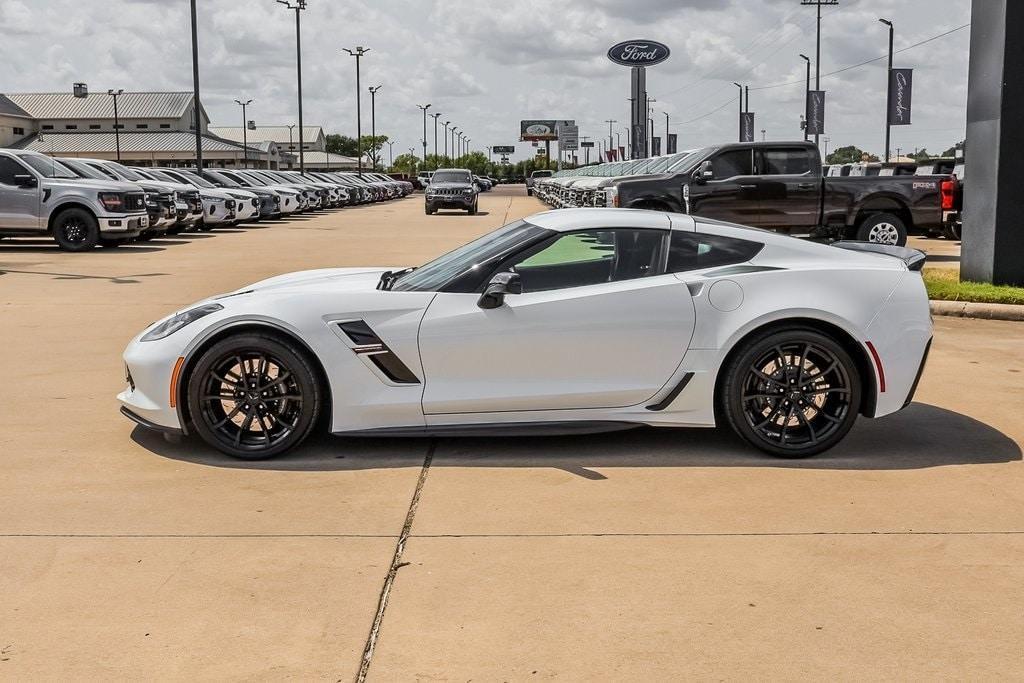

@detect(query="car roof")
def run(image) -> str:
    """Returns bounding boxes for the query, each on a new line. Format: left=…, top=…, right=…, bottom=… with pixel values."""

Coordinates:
left=526, top=208, right=689, bottom=232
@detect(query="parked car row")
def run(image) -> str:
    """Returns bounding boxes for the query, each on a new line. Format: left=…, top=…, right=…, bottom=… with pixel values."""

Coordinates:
left=531, top=142, right=958, bottom=247
left=0, top=148, right=413, bottom=251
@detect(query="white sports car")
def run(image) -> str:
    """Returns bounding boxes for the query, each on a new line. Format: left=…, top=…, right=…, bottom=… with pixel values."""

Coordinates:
left=119, top=209, right=932, bottom=460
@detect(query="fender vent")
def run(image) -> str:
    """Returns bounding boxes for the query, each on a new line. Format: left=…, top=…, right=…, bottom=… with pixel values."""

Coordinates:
left=337, top=321, right=420, bottom=384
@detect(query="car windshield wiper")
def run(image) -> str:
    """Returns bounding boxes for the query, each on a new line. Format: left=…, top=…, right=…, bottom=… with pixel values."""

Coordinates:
left=376, top=267, right=417, bottom=291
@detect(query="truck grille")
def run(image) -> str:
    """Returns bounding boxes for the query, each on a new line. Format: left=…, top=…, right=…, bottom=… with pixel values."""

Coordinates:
left=431, top=188, right=466, bottom=196
left=124, top=192, right=146, bottom=211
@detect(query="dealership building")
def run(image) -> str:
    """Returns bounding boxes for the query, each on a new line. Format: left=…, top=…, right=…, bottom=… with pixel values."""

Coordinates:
left=210, top=125, right=362, bottom=170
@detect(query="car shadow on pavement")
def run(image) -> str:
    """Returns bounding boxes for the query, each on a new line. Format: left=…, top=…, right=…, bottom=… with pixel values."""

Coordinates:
left=0, top=240, right=167, bottom=254
left=133, top=402, right=1020, bottom=476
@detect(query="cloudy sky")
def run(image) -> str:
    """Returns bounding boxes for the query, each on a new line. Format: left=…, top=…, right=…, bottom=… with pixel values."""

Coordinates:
left=0, top=0, right=970, bottom=162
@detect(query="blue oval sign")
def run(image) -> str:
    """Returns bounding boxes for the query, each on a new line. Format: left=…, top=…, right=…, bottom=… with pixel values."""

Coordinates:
left=607, top=39, right=671, bottom=67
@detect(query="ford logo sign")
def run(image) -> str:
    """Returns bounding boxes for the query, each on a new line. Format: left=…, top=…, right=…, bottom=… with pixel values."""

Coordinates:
left=607, top=40, right=671, bottom=67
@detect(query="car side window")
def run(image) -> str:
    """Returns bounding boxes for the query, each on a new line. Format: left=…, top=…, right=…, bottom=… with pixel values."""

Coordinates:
left=760, top=148, right=813, bottom=175
left=710, top=148, right=753, bottom=179
left=667, top=231, right=764, bottom=272
left=507, top=229, right=667, bottom=293
left=0, top=157, right=30, bottom=186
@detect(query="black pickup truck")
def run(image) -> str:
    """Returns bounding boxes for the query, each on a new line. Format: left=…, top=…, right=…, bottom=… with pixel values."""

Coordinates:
left=603, top=141, right=955, bottom=246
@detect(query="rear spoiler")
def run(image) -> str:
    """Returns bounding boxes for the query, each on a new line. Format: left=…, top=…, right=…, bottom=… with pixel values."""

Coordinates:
left=831, top=241, right=927, bottom=271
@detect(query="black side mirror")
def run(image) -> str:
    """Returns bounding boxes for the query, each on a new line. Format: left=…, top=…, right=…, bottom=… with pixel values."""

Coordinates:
left=692, top=161, right=713, bottom=185
left=477, top=271, right=522, bottom=309
left=14, top=174, right=37, bottom=188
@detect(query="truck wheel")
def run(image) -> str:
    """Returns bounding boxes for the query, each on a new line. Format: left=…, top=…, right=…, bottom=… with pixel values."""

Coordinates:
left=943, top=221, right=961, bottom=241
left=52, top=208, right=100, bottom=252
left=527, top=189, right=533, bottom=196
left=468, top=201, right=478, bottom=215
left=856, top=213, right=908, bottom=247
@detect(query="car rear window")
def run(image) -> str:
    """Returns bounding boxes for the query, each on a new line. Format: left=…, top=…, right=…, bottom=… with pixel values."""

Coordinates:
left=667, top=231, right=764, bottom=272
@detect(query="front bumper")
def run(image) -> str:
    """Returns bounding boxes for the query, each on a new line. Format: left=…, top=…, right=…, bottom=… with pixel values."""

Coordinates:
left=426, top=194, right=475, bottom=209
left=98, top=212, right=149, bottom=235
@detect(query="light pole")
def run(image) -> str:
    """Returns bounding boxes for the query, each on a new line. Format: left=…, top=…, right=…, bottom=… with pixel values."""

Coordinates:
left=801, top=0, right=837, bottom=148
left=408, top=146, right=416, bottom=174
left=733, top=82, right=744, bottom=141
left=761, top=128, right=766, bottom=141
left=368, top=84, right=381, bottom=170
left=880, top=18, right=894, bottom=162
left=342, top=45, right=370, bottom=176
left=417, top=103, right=431, bottom=164
left=604, top=119, right=616, bottom=158
left=386, top=140, right=396, bottom=169
left=442, top=120, right=450, bottom=159
left=662, top=111, right=670, bottom=151
left=824, top=136, right=831, bottom=159
left=429, top=112, right=441, bottom=167
left=188, top=0, right=202, bottom=171
left=277, top=0, right=308, bottom=173
left=451, top=127, right=459, bottom=159
left=107, top=89, right=124, bottom=162
left=234, top=99, right=252, bottom=168
left=799, top=54, right=811, bottom=141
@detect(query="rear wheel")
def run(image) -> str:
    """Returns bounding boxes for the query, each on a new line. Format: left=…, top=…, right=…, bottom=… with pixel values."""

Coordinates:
left=720, top=328, right=862, bottom=458
left=186, top=334, right=322, bottom=460
left=856, top=212, right=908, bottom=246
left=943, top=220, right=961, bottom=240
left=52, top=208, right=99, bottom=252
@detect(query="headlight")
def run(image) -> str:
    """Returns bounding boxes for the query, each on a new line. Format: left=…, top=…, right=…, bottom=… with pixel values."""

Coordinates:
left=463, top=188, right=474, bottom=194
left=605, top=186, right=619, bottom=207
left=209, top=196, right=227, bottom=203
left=140, top=303, right=223, bottom=342
left=98, top=192, right=125, bottom=211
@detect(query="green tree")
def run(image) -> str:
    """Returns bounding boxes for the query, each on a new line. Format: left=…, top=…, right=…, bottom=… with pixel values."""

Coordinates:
left=940, top=140, right=965, bottom=157
left=325, top=134, right=359, bottom=156
left=825, top=145, right=867, bottom=164
left=908, top=148, right=931, bottom=161
left=391, top=152, right=419, bottom=175
left=360, top=135, right=389, bottom=169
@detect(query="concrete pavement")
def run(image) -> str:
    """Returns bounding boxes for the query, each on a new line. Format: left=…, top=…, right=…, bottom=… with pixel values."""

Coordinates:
left=1, top=186, right=1021, bottom=679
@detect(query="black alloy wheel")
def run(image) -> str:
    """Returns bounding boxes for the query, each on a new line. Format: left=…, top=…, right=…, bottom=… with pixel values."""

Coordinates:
left=187, top=334, right=321, bottom=459
left=52, top=208, right=99, bottom=252
left=721, top=329, right=861, bottom=458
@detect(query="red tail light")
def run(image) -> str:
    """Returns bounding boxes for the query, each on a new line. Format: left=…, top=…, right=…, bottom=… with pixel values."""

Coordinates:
left=940, top=179, right=955, bottom=210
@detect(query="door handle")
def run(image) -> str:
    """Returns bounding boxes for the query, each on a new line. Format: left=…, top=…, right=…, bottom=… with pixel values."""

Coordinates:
left=797, top=183, right=815, bottom=189
left=739, top=184, right=757, bottom=189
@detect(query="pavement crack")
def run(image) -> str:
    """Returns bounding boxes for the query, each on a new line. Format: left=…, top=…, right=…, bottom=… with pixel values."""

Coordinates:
left=356, top=439, right=436, bottom=682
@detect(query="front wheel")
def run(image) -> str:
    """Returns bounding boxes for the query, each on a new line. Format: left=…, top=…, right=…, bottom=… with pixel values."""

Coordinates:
left=52, top=208, right=99, bottom=251
left=527, top=188, right=533, bottom=196
left=186, top=333, right=322, bottom=460
left=856, top=213, right=908, bottom=246
left=720, top=328, right=862, bottom=458
left=467, top=201, right=478, bottom=215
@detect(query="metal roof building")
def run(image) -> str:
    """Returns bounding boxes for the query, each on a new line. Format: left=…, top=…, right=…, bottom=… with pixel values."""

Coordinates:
left=210, top=125, right=326, bottom=152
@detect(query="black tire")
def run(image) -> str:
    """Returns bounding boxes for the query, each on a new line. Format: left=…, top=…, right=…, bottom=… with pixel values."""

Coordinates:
left=720, top=327, right=862, bottom=458
left=425, top=204, right=435, bottom=215
left=856, top=212, right=908, bottom=247
left=527, top=189, right=533, bottom=196
left=468, top=201, right=478, bottom=215
left=943, top=221, right=961, bottom=241
left=186, top=333, right=322, bottom=460
left=198, top=219, right=214, bottom=232
left=52, top=208, right=99, bottom=252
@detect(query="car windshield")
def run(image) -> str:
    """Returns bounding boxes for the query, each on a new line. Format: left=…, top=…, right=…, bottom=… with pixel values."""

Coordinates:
left=666, top=148, right=711, bottom=172
left=21, top=155, right=78, bottom=179
left=59, top=158, right=111, bottom=180
left=105, top=161, right=145, bottom=181
left=174, top=170, right=216, bottom=188
left=432, top=170, right=471, bottom=184
left=392, top=220, right=550, bottom=292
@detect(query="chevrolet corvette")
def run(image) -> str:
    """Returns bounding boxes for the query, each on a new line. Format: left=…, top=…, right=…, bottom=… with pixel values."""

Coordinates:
left=119, top=208, right=932, bottom=460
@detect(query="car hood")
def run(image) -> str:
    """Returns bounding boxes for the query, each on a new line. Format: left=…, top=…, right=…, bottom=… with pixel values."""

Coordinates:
left=233, top=267, right=400, bottom=295
left=428, top=182, right=473, bottom=190
left=136, top=179, right=194, bottom=193
left=44, top=178, right=142, bottom=194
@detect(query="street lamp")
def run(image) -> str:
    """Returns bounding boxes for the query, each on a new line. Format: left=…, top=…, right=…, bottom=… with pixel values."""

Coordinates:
left=368, top=84, right=382, bottom=170
left=277, top=0, right=308, bottom=173
left=342, top=45, right=370, bottom=176
left=234, top=99, right=253, bottom=168
left=189, top=0, right=203, bottom=171
left=107, top=89, right=124, bottom=161
left=386, top=140, right=396, bottom=169
left=799, top=54, right=811, bottom=141
left=451, top=127, right=459, bottom=159
left=416, top=103, right=431, bottom=164
left=879, top=18, right=894, bottom=163
left=442, top=120, right=450, bottom=159
left=761, top=128, right=766, bottom=141
left=429, top=112, right=441, bottom=167
left=733, top=82, right=744, bottom=142
left=662, top=111, right=670, bottom=152
left=408, top=146, right=416, bottom=174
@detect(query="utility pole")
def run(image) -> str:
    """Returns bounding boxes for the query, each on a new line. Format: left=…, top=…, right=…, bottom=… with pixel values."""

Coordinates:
left=188, top=0, right=202, bottom=171
left=451, top=127, right=458, bottom=160
left=442, top=120, right=450, bottom=159
left=430, top=112, right=441, bottom=167
left=801, top=0, right=838, bottom=149
left=605, top=119, right=616, bottom=158
left=368, top=84, right=381, bottom=170
left=278, top=1, right=309, bottom=173
left=662, top=111, right=669, bottom=151
left=733, top=82, right=743, bottom=141
left=386, top=140, right=396, bottom=169
left=880, top=17, right=894, bottom=162
left=107, top=89, right=124, bottom=162
left=799, top=54, right=811, bottom=141
left=235, top=99, right=253, bottom=168
left=342, top=45, right=369, bottom=176
left=417, top=103, right=431, bottom=163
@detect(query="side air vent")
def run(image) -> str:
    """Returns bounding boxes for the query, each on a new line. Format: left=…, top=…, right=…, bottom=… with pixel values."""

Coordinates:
left=337, top=321, right=420, bottom=384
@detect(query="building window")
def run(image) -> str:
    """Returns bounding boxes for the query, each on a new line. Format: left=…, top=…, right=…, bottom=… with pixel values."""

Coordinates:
left=89, top=124, right=101, bottom=130
left=65, top=124, right=78, bottom=130
left=12, top=127, right=24, bottom=136
left=42, top=125, right=53, bottom=130
left=114, top=124, right=124, bottom=130
left=159, top=124, right=171, bottom=129
left=136, top=124, right=148, bottom=129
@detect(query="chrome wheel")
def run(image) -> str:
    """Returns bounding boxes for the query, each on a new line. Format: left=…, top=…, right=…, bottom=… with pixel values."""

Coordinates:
left=60, top=217, right=89, bottom=245
left=867, top=222, right=900, bottom=245
left=740, top=341, right=853, bottom=452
